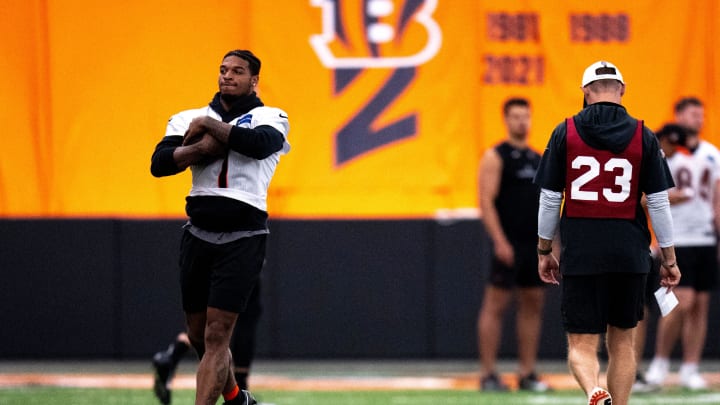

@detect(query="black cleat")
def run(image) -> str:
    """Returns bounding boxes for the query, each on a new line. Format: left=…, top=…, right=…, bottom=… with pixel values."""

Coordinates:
left=480, top=373, right=509, bottom=392
left=518, top=372, right=551, bottom=392
left=152, top=350, right=175, bottom=405
left=224, top=389, right=258, bottom=405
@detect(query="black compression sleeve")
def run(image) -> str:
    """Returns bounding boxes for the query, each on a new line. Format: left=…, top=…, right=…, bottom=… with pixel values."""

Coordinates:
left=150, top=136, right=183, bottom=177
left=228, top=125, right=285, bottom=159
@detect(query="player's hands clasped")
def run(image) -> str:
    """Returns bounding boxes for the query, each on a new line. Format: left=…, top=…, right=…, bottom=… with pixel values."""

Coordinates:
left=183, top=117, right=227, bottom=161
left=182, top=117, right=209, bottom=146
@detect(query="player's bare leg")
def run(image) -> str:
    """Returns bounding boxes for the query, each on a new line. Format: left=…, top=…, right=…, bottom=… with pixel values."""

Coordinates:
left=647, top=287, right=687, bottom=386
left=683, top=291, right=708, bottom=364
left=190, top=307, right=239, bottom=405
left=516, top=287, right=545, bottom=377
left=677, top=290, right=709, bottom=388
left=654, top=287, right=691, bottom=358
left=633, top=314, right=647, bottom=366
left=478, top=286, right=512, bottom=387
left=186, top=312, right=207, bottom=358
left=566, top=333, right=601, bottom=395
left=606, top=326, right=636, bottom=405
left=630, top=308, right=660, bottom=393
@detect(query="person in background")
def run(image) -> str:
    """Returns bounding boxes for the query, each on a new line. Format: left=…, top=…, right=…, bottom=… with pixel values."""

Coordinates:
left=644, top=98, right=720, bottom=390
left=477, top=97, right=551, bottom=393
left=631, top=124, right=688, bottom=394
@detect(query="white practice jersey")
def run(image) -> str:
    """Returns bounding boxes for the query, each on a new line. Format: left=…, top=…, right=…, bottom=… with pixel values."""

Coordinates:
left=164, top=105, right=290, bottom=212
left=667, top=140, right=720, bottom=246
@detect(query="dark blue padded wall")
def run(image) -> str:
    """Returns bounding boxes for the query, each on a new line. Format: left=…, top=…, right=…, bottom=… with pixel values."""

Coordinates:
left=1, top=219, right=714, bottom=360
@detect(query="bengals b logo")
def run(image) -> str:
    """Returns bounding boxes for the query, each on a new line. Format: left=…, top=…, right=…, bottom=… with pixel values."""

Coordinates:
left=309, top=0, right=442, bottom=165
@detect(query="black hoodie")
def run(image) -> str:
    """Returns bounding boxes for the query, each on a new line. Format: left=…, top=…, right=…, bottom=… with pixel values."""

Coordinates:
left=535, top=102, right=672, bottom=194
left=533, top=102, right=675, bottom=275
left=575, top=102, right=638, bottom=154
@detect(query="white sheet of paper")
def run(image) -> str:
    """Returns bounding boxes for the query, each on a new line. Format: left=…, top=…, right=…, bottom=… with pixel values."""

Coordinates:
left=654, top=287, right=679, bottom=317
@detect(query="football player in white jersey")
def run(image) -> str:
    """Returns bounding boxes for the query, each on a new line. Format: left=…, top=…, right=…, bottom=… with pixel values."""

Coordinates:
left=645, top=98, right=720, bottom=390
left=151, top=50, right=289, bottom=405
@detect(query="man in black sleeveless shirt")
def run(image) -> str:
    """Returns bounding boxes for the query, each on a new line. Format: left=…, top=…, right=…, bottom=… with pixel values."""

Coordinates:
left=477, top=97, right=550, bottom=392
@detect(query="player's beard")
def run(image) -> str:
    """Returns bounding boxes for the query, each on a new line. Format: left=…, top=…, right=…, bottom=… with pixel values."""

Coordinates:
left=510, top=131, right=528, bottom=142
left=219, top=81, right=254, bottom=103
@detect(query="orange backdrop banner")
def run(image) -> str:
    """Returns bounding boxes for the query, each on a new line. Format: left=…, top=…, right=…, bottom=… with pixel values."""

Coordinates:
left=1, top=0, right=718, bottom=219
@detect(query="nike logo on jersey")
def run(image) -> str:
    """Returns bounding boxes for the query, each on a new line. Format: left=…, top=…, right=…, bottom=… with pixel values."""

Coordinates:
left=279, top=113, right=288, bottom=119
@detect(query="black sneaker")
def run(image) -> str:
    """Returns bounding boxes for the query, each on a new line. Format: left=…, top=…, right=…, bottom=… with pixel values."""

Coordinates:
left=631, top=372, right=660, bottom=394
left=152, top=350, right=175, bottom=405
left=518, top=372, right=551, bottom=392
left=480, top=373, right=509, bottom=392
left=224, top=389, right=258, bottom=405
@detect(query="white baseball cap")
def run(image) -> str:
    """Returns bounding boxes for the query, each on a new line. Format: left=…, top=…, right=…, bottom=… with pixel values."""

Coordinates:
left=581, top=61, right=624, bottom=87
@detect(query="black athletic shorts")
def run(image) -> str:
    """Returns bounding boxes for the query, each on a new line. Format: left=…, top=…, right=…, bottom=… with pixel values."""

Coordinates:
left=675, top=246, right=719, bottom=291
left=488, top=242, right=544, bottom=289
left=561, top=273, right=646, bottom=333
left=179, top=230, right=266, bottom=313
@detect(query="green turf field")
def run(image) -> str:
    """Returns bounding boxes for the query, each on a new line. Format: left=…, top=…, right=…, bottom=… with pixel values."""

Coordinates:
left=2, top=387, right=719, bottom=405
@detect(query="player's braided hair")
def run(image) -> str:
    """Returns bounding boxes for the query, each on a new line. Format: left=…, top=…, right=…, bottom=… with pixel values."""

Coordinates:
left=224, top=49, right=261, bottom=75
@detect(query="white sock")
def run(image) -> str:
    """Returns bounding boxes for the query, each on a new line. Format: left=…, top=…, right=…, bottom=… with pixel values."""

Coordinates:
left=679, top=362, right=699, bottom=374
left=651, top=357, right=670, bottom=368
